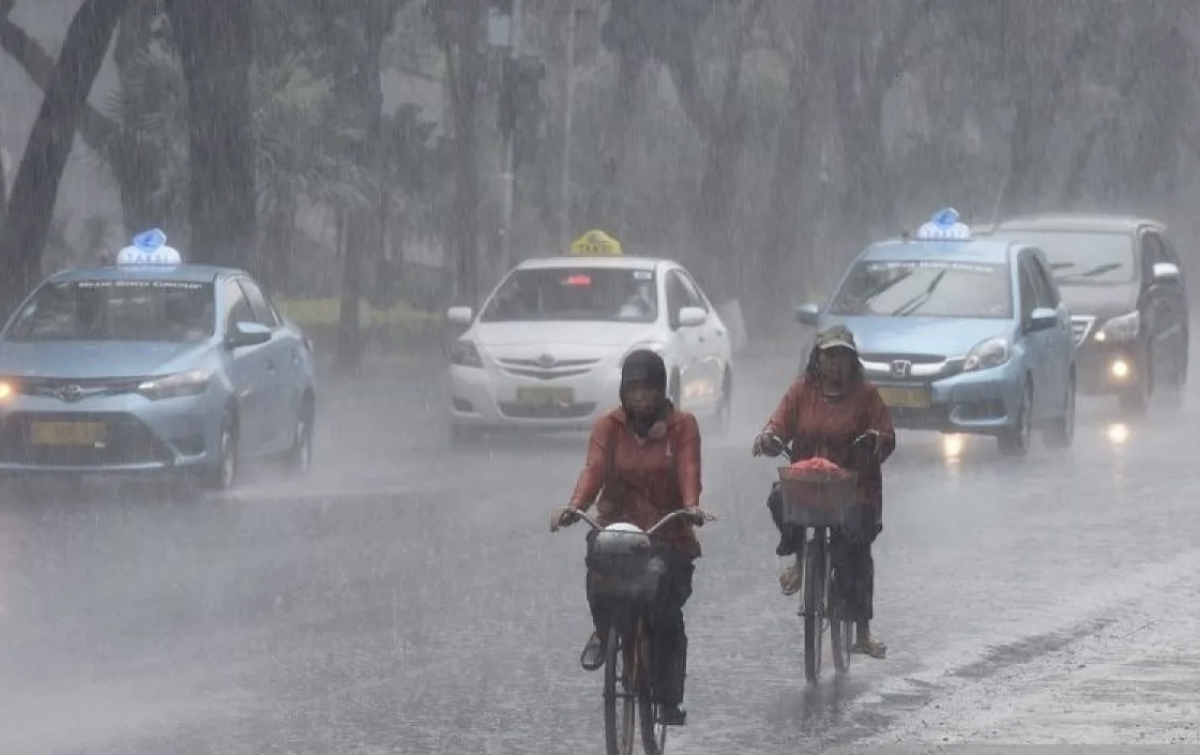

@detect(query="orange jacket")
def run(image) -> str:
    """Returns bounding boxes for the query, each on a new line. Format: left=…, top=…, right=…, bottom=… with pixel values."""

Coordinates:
left=569, top=406, right=702, bottom=557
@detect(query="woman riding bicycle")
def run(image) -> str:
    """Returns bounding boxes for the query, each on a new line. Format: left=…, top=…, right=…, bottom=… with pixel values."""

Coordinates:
left=751, top=325, right=895, bottom=659
left=551, top=349, right=709, bottom=726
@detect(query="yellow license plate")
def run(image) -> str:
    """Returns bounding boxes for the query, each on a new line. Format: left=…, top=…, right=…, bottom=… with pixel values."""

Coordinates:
left=877, top=386, right=931, bottom=409
left=516, top=387, right=574, bottom=406
left=30, top=421, right=107, bottom=446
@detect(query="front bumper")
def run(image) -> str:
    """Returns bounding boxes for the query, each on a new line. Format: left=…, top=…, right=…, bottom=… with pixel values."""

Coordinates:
left=1075, top=343, right=1143, bottom=396
left=448, top=363, right=622, bottom=431
left=0, top=391, right=223, bottom=474
left=871, top=360, right=1025, bottom=436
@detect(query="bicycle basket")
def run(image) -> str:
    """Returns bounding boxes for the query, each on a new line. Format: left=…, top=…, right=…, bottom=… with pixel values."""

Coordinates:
left=586, top=528, right=666, bottom=603
left=777, top=467, right=860, bottom=528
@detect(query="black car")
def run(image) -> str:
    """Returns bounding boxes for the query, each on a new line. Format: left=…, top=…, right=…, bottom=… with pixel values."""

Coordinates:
left=981, top=214, right=1189, bottom=413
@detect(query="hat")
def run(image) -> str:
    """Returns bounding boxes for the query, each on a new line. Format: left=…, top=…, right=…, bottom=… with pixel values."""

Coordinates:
left=620, top=349, right=667, bottom=395
left=813, top=325, right=858, bottom=353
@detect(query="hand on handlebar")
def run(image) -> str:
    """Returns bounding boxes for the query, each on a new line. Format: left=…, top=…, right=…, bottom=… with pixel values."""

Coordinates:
left=752, top=432, right=786, bottom=458
left=549, top=506, right=581, bottom=533
left=853, top=429, right=883, bottom=458
left=685, top=507, right=716, bottom=527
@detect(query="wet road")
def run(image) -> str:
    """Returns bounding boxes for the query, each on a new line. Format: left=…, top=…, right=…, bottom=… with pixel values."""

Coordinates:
left=1, top=350, right=1200, bottom=753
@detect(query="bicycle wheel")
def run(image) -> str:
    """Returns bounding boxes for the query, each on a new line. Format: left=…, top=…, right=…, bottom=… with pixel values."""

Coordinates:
left=803, top=533, right=827, bottom=684
left=637, top=619, right=668, bottom=755
left=604, top=626, right=636, bottom=755
left=829, top=565, right=853, bottom=675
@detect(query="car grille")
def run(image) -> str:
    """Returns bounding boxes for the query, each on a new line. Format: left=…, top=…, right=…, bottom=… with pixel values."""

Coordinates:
left=1070, top=316, right=1094, bottom=347
left=0, top=411, right=173, bottom=467
left=17, top=376, right=144, bottom=401
left=498, top=401, right=597, bottom=419
left=497, top=357, right=600, bottom=381
left=858, top=353, right=946, bottom=365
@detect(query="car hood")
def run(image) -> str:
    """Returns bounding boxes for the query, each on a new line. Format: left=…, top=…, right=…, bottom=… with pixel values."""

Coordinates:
left=817, top=315, right=1014, bottom=358
left=470, top=321, right=661, bottom=352
left=1057, top=282, right=1139, bottom=320
left=0, top=341, right=209, bottom=379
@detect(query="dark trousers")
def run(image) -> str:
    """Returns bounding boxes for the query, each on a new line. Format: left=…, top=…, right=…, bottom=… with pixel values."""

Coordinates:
left=767, top=483, right=876, bottom=622
left=585, top=532, right=695, bottom=707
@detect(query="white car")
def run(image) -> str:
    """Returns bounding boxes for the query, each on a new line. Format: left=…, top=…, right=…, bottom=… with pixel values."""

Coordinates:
left=445, top=255, right=734, bottom=440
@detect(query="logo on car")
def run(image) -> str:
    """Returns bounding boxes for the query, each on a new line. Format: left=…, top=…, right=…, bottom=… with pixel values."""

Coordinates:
left=890, top=360, right=912, bottom=379
left=57, top=384, right=84, bottom=402
left=537, top=353, right=556, bottom=368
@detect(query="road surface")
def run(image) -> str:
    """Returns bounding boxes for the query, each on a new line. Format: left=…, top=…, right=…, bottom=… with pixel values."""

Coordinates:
left=0, top=349, right=1198, bottom=754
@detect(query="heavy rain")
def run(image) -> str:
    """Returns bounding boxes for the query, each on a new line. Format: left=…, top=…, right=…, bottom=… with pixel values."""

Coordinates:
left=0, top=0, right=1198, bottom=753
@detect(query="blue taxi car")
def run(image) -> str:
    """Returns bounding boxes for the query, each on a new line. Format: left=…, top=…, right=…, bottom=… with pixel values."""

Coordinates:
left=0, top=231, right=316, bottom=488
left=796, top=209, right=1076, bottom=457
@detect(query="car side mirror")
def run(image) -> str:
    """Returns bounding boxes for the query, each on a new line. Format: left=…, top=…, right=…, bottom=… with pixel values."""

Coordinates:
left=1153, top=261, right=1182, bottom=285
left=678, top=306, right=707, bottom=328
left=795, top=303, right=820, bottom=326
left=227, top=320, right=272, bottom=348
left=447, top=306, right=474, bottom=326
left=1027, top=307, right=1058, bottom=333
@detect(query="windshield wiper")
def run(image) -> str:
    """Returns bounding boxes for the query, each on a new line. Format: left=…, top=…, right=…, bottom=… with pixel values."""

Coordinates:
left=1057, top=262, right=1122, bottom=281
left=891, top=270, right=947, bottom=316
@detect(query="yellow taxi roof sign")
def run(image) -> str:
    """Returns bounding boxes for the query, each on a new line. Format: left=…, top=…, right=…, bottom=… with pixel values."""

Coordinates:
left=569, top=229, right=623, bottom=256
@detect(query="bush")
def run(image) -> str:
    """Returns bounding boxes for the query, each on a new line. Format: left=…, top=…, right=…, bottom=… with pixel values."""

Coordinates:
left=276, top=297, right=445, bottom=353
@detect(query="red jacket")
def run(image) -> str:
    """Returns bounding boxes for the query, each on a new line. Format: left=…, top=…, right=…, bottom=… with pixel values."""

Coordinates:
left=764, top=376, right=895, bottom=510
left=569, top=406, right=702, bottom=557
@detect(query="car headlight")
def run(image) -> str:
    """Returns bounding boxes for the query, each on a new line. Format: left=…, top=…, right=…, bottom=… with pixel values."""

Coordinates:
left=137, top=369, right=211, bottom=400
left=963, top=337, right=1010, bottom=372
left=450, top=339, right=484, bottom=368
left=620, top=342, right=666, bottom=367
left=1095, top=311, right=1139, bottom=343
left=0, top=379, right=15, bottom=402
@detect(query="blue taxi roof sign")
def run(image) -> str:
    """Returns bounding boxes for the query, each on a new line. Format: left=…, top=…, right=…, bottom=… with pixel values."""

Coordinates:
left=915, top=207, right=971, bottom=241
left=115, top=228, right=182, bottom=265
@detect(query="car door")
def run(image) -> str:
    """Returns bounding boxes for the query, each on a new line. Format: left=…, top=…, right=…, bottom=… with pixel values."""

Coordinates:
left=663, top=269, right=705, bottom=407
left=237, top=277, right=293, bottom=451
left=676, top=269, right=727, bottom=407
left=1029, top=252, right=1073, bottom=413
left=1142, top=230, right=1187, bottom=381
left=221, top=279, right=272, bottom=455
left=1017, top=254, right=1052, bottom=418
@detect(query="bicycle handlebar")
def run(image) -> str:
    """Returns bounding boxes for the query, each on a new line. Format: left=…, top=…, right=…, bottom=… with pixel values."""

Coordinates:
left=566, top=508, right=709, bottom=536
left=759, top=431, right=877, bottom=464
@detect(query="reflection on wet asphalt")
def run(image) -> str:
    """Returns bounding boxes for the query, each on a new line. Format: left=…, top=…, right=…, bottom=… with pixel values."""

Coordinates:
left=1, top=353, right=1199, bottom=753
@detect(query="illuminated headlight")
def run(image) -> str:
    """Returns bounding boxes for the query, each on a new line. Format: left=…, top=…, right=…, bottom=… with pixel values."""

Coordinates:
left=620, top=342, right=666, bottom=367
left=962, top=337, right=1010, bottom=372
left=1110, top=359, right=1131, bottom=379
left=450, top=339, right=484, bottom=368
left=0, top=379, right=15, bottom=402
left=1095, top=311, right=1139, bottom=343
left=137, top=369, right=211, bottom=400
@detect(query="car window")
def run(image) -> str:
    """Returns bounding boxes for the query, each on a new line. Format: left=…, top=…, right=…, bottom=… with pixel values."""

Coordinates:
left=665, top=270, right=704, bottom=327
left=237, top=278, right=281, bottom=328
left=4, top=279, right=215, bottom=343
left=1018, top=260, right=1038, bottom=318
left=992, top=230, right=1135, bottom=284
left=223, top=279, right=258, bottom=331
left=827, top=259, right=1013, bottom=319
left=479, top=267, right=658, bottom=323
left=675, top=271, right=709, bottom=311
left=1029, top=255, right=1060, bottom=308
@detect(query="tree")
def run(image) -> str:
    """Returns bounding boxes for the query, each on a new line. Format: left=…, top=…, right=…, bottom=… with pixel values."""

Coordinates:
left=0, top=0, right=131, bottom=312
left=163, top=0, right=256, bottom=267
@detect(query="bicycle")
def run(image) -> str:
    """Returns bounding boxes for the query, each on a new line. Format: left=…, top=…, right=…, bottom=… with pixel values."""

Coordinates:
left=761, top=432, right=875, bottom=684
left=560, top=508, right=709, bottom=755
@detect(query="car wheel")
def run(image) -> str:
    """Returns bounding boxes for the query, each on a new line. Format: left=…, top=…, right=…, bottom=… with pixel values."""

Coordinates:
left=1161, top=337, right=1187, bottom=408
left=202, top=416, right=238, bottom=491
left=997, top=382, right=1032, bottom=458
left=711, top=369, right=733, bottom=438
left=285, top=402, right=313, bottom=474
left=669, top=370, right=682, bottom=409
left=1043, top=373, right=1075, bottom=449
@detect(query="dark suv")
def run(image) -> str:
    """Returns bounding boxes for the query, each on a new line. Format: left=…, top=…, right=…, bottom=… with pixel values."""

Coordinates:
left=982, top=214, right=1189, bottom=413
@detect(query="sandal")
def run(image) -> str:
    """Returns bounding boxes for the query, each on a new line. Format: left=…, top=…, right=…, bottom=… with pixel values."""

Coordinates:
left=851, top=636, right=887, bottom=659
left=779, top=565, right=803, bottom=596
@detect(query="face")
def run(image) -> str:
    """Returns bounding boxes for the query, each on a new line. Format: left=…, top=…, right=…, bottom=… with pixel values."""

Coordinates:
left=623, top=382, right=661, bottom=416
left=817, top=347, right=855, bottom=386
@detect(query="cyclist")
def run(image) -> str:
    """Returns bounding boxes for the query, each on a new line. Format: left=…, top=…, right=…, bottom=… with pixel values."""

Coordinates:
left=751, top=325, right=895, bottom=659
left=551, top=348, right=709, bottom=726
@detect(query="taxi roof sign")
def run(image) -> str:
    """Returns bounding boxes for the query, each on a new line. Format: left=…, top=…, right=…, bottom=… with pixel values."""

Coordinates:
left=115, top=228, right=183, bottom=265
left=569, top=229, right=623, bottom=257
left=915, top=207, right=971, bottom=241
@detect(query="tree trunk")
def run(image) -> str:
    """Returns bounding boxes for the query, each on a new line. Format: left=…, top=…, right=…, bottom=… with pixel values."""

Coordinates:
left=165, top=0, right=255, bottom=267
left=0, top=0, right=130, bottom=313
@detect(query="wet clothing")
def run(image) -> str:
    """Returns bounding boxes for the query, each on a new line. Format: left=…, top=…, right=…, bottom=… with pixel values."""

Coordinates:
left=763, top=374, right=895, bottom=621
left=569, top=404, right=702, bottom=708
left=569, top=406, right=703, bottom=557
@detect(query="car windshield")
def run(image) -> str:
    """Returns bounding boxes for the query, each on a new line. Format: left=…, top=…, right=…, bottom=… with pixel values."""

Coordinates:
left=992, top=230, right=1135, bottom=284
left=480, top=267, right=658, bottom=323
left=828, top=259, right=1013, bottom=319
left=5, top=279, right=216, bottom=343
